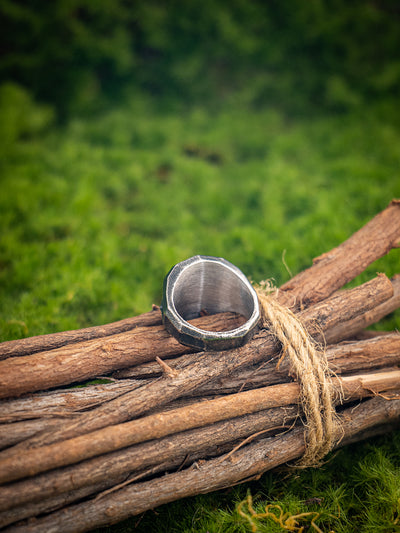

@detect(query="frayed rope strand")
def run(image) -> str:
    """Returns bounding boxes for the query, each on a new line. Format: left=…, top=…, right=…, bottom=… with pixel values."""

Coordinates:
left=255, top=281, right=341, bottom=467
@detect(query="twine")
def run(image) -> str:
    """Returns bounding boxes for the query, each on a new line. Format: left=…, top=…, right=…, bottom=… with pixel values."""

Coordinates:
left=255, top=281, right=341, bottom=467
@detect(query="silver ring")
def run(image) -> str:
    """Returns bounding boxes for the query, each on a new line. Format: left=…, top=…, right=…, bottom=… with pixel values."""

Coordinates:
left=162, top=255, right=260, bottom=350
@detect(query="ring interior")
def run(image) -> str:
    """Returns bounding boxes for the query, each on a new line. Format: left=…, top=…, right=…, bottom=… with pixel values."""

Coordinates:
left=172, top=261, right=255, bottom=323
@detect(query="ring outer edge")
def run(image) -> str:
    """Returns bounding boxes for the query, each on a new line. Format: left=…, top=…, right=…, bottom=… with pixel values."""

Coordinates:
left=161, top=255, right=260, bottom=351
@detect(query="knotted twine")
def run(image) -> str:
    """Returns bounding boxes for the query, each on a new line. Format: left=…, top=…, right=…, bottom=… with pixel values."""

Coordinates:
left=255, top=281, right=341, bottom=467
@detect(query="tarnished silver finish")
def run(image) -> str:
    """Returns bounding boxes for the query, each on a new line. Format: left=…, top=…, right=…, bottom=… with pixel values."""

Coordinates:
left=162, top=255, right=260, bottom=350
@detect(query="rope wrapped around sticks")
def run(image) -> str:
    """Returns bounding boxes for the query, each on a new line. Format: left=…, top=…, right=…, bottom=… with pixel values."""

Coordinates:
left=255, top=281, right=341, bottom=467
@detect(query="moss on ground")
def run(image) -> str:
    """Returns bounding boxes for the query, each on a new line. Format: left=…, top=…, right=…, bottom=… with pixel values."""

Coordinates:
left=0, top=85, right=399, bottom=531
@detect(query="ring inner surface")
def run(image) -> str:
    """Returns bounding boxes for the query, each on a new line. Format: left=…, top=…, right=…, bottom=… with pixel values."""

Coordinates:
left=173, top=261, right=254, bottom=324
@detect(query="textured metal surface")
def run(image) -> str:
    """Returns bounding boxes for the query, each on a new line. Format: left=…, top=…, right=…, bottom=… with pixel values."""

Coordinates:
left=162, top=255, right=260, bottom=350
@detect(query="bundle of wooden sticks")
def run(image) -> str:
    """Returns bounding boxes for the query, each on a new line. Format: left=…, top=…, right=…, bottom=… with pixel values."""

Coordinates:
left=0, top=201, right=400, bottom=532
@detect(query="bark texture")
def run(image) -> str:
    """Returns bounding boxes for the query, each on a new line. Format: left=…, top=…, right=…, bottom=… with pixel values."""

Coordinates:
left=1, top=333, right=399, bottom=449
left=278, top=199, right=400, bottom=308
left=1, top=369, right=399, bottom=485
left=0, top=309, right=163, bottom=360
left=3, top=396, right=400, bottom=533
left=0, top=312, right=244, bottom=399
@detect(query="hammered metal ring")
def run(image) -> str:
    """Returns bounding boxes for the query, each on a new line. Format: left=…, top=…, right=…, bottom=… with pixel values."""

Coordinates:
left=161, top=255, right=260, bottom=351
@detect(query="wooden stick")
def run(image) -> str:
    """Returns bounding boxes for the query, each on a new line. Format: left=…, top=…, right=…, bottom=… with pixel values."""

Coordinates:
left=4, top=395, right=400, bottom=533
left=2, top=389, right=400, bottom=523
left=0, top=395, right=228, bottom=449
left=0, top=420, right=62, bottom=450
left=352, top=330, right=397, bottom=340
left=0, top=379, right=147, bottom=423
left=0, top=312, right=244, bottom=399
left=5, top=420, right=398, bottom=531
left=325, top=332, right=400, bottom=373
left=112, top=331, right=400, bottom=391
left=0, top=309, right=163, bottom=361
left=0, top=406, right=299, bottom=515
left=1, top=368, right=399, bottom=485
left=2, top=335, right=398, bottom=448
left=2, top=332, right=399, bottom=426
left=278, top=199, right=400, bottom=308
left=4, top=274, right=392, bottom=452
left=112, top=274, right=400, bottom=381
left=194, top=333, right=400, bottom=397
left=323, top=274, right=400, bottom=343
left=3, top=429, right=304, bottom=530
left=0, top=476, right=124, bottom=530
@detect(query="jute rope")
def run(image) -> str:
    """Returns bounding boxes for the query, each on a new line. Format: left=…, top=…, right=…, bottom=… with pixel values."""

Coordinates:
left=255, top=281, right=341, bottom=466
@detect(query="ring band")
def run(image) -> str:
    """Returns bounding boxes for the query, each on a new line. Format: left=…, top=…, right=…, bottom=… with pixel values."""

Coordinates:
left=161, top=255, right=260, bottom=350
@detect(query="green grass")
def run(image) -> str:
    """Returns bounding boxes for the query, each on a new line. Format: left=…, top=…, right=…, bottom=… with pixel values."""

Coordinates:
left=1, top=84, right=400, bottom=531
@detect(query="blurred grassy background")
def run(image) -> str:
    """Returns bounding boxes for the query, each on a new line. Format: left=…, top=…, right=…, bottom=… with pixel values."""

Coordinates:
left=0, top=1, right=399, bottom=531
